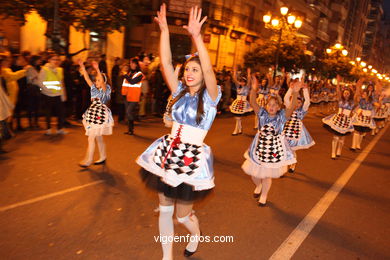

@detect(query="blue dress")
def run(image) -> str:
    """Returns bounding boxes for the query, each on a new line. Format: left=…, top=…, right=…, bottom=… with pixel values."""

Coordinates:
left=229, top=84, right=252, bottom=114
left=256, top=86, right=270, bottom=107
left=82, top=84, right=114, bottom=136
left=283, top=108, right=315, bottom=150
left=352, top=98, right=376, bottom=130
left=137, top=82, right=222, bottom=199
left=322, top=101, right=355, bottom=135
left=242, top=108, right=296, bottom=179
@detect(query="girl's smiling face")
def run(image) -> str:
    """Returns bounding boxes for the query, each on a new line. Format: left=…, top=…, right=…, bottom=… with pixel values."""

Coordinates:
left=184, top=60, right=203, bottom=88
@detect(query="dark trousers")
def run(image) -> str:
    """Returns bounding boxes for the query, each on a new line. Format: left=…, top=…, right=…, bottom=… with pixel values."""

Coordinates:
left=43, top=95, right=65, bottom=130
left=125, top=101, right=138, bottom=121
left=27, top=84, right=41, bottom=126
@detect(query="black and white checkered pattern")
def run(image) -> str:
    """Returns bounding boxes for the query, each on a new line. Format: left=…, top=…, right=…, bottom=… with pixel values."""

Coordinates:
left=83, top=100, right=106, bottom=125
left=230, top=99, right=250, bottom=114
left=356, top=114, right=371, bottom=125
left=153, top=135, right=201, bottom=176
left=254, top=125, right=284, bottom=163
left=332, top=113, right=351, bottom=129
left=283, top=111, right=301, bottom=140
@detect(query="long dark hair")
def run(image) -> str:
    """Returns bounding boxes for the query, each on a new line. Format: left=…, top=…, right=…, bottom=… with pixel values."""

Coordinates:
left=341, top=87, right=354, bottom=105
left=168, top=56, right=206, bottom=124
left=30, top=55, right=41, bottom=71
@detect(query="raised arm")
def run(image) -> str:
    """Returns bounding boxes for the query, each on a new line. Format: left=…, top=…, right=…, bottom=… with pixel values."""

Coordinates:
left=285, top=81, right=302, bottom=119
left=92, top=61, right=106, bottom=92
left=154, top=4, right=178, bottom=93
left=336, top=74, right=342, bottom=100
left=302, top=84, right=310, bottom=111
left=283, top=85, right=293, bottom=108
left=78, top=60, right=93, bottom=87
left=184, top=6, right=218, bottom=101
left=232, top=66, right=240, bottom=86
left=249, top=75, right=260, bottom=115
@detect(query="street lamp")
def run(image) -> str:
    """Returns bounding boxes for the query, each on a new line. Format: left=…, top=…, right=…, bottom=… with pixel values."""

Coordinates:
left=263, top=6, right=303, bottom=75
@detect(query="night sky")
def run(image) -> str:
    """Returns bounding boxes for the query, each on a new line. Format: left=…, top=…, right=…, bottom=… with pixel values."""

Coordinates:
left=384, top=0, right=390, bottom=19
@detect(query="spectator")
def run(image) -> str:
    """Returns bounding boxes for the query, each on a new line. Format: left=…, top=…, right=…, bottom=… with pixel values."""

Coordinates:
left=26, top=55, right=42, bottom=129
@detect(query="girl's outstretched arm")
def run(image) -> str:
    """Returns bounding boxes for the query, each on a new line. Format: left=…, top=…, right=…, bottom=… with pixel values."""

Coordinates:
left=184, top=6, right=218, bottom=101
left=249, top=75, right=260, bottom=115
left=285, top=81, right=302, bottom=119
left=78, top=60, right=93, bottom=87
left=154, top=4, right=178, bottom=93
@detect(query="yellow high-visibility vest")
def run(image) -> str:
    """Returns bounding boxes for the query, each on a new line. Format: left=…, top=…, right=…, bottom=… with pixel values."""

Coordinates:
left=42, top=66, right=63, bottom=94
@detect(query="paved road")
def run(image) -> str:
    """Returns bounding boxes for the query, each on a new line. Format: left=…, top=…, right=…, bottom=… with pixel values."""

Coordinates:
left=0, top=109, right=389, bottom=260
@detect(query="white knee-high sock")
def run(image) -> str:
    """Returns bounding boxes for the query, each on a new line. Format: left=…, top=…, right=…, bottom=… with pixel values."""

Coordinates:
left=332, top=136, right=339, bottom=158
left=337, top=137, right=344, bottom=156
left=159, top=205, right=174, bottom=260
left=95, top=135, right=106, bottom=161
left=352, top=133, right=359, bottom=149
left=83, top=135, right=96, bottom=163
left=357, top=133, right=363, bottom=149
left=259, top=178, right=272, bottom=204
left=177, top=213, right=201, bottom=253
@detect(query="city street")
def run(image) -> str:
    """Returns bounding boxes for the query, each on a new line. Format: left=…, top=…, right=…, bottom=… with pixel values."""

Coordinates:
left=0, top=109, right=389, bottom=260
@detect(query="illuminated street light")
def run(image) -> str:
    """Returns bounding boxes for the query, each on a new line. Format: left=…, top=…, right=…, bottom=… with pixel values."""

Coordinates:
left=372, top=69, right=377, bottom=74
left=368, top=65, right=372, bottom=69
left=341, top=49, right=348, bottom=56
left=271, top=19, right=280, bottom=27
left=356, top=57, right=361, bottom=62
left=350, top=61, right=356, bottom=65
left=334, top=43, right=342, bottom=49
left=326, top=48, right=332, bottom=54
left=363, top=68, right=368, bottom=72
left=360, top=61, right=367, bottom=67
left=280, top=6, right=289, bottom=16
left=263, top=14, right=271, bottom=23
left=294, top=19, right=303, bottom=28
left=287, top=15, right=296, bottom=24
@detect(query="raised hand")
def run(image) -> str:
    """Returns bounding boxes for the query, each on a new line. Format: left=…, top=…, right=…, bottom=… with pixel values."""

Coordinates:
left=91, top=61, right=99, bottom=71
left=154, top=3, right=169, bottom=32
left=183, top=6, right=207, bottom=38
left=291, top=80, right=304, bottom=92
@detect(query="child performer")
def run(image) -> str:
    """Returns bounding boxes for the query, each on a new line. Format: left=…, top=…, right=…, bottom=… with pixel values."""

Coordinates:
left=322, top=75, right=355, bottom=159
left=78, top=60, right=113, bottom=167
left=242, top=76, right=301, bottom=206
left=283, top=79, right=315, bottom=172
left=137, top=5, right=221, bottom=259
left=229, top=67, right=252, bottom=135
left=254, top=77, right=270, bottom=129
left=351, top=79, right=377, bottom=151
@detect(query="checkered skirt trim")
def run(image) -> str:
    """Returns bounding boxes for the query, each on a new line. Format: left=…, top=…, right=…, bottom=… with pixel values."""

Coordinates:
left=250, top=124, right=295, bottom=168
left=83, top=100, right=111, bottom=126
left=230, top=97, right=253, bottom=114
left=153, top=135, right=202, bottom=177
left=283, top=112, right=302, bottom=140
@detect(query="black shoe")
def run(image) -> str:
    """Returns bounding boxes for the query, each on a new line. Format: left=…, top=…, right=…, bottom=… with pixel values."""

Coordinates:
left=288, top=168, right=295, bottom=173
left=94, top=159, right=106, bottom=165
left=184, top=249, right=196, bottom=257
left=258, top=202, right=267, bottom=207
left=253, top=193, right=260, bottom=199
left=350, top=148, right=356, bottom=151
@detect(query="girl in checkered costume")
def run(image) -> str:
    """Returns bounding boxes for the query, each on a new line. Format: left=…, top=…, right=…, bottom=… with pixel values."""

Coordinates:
left=322, top=75, right=355, bottom=159
left=350, top=80, right=379, bottom=151
left=78, top=60, right=113, bottom=167
left=254, top=76, right=270, bottom=129
left=242, top=76, right=302, bottom=207
left=229, top=67, right=253, bottom=135
left=137, top=5, right=221, bottom=259
left=283, top=80, right=315, bottom=172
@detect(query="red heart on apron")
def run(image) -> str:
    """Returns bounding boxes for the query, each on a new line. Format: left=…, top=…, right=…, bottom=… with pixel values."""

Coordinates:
left=183, top=156, right=193, bottom=166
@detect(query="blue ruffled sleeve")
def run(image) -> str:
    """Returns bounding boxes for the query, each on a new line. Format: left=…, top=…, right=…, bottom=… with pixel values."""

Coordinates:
left=90, top=84, right=111, bottom=104
left=204, top=85, right=222, bottom=107
left=172, top=81, right=184, bottom=98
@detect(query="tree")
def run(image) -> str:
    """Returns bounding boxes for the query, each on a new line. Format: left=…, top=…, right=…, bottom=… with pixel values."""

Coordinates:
left=0, top=0, right=142, bottom=55
left=320, top=51, right=353, bottom=79
left=244, top=28, right=310, bottom=72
